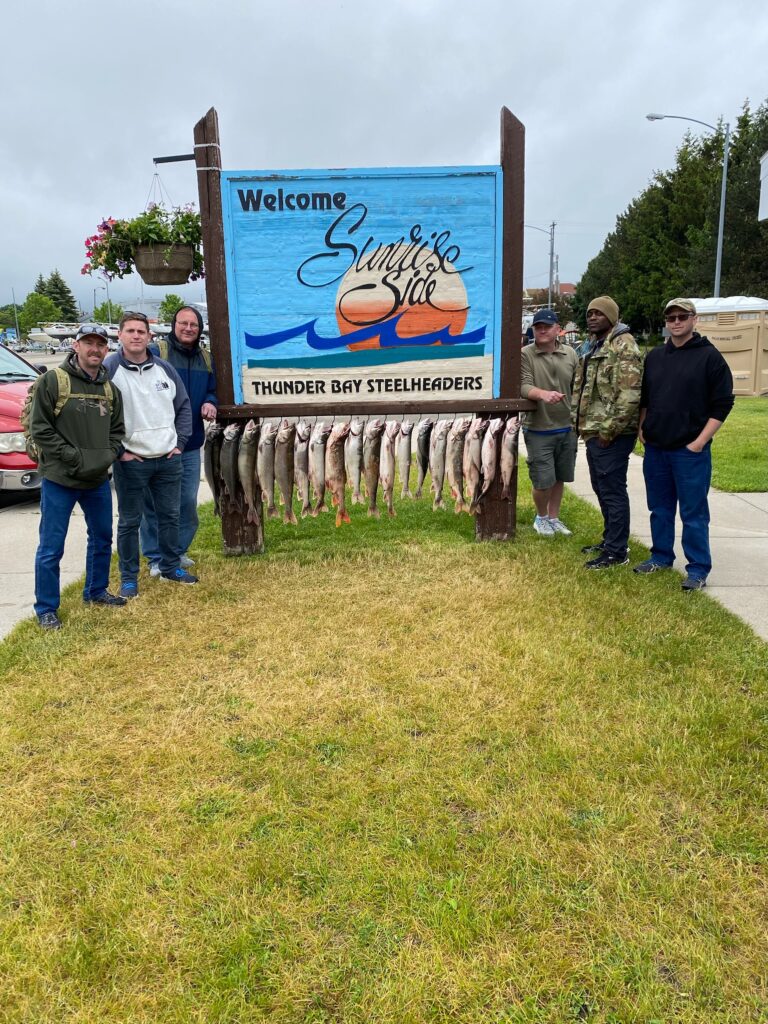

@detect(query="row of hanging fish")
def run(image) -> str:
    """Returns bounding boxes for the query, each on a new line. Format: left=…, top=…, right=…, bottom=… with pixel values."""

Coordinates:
left=204, top=416, right=521, bottom=527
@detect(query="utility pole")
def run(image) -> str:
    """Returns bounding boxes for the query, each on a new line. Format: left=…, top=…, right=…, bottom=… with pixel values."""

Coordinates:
left=547, top=222, right=556, bottom=309
left=11, top=288, right=21, bottom=340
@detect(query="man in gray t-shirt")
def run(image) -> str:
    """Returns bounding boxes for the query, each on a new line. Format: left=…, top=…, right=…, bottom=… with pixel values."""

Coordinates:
left=520, top=308, right=578, bottom=537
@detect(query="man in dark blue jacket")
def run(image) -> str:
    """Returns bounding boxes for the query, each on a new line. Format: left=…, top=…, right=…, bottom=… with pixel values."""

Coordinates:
left=635, top=297, right=734, bottom=591
left=141, top=306, right=218, bottom=575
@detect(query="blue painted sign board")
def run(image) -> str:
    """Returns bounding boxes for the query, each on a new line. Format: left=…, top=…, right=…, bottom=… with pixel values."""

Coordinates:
left=220, top=166, right=503, bottom=406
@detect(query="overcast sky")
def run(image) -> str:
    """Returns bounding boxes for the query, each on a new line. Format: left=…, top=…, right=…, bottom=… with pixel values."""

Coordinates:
left=3, top=0, right=767, bottom=315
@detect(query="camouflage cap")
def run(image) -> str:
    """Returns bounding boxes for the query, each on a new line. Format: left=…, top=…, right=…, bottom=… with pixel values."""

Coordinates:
left=664, top=297, right=696, bottom=315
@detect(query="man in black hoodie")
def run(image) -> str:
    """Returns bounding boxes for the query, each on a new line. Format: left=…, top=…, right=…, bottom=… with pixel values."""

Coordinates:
left=635, top=298, right=734, bottom=590
left=141, top=306, right=217, bottom=575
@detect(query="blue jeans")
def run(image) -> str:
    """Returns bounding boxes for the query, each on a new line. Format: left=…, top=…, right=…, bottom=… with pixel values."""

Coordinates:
left=643, top=442, right=712, bottom=580
left=140, top=447, right=201, bottom=564
left=34, top=478, right=114, bottom=617
left=113, top=456, right=182, bottom=581
left=585, top=434, right=636, bottom=558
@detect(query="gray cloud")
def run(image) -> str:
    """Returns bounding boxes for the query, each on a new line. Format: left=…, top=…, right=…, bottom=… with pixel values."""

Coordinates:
left=3, top=0, right=767, bottom=312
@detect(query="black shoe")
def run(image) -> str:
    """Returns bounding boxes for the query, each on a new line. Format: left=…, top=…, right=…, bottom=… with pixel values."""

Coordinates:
left=585, top=552, right=629, bottom=570
left=580, top=541, right=604, bottom=554
left=38, top=611, right=62, bottom=630
left=681, top=575, right=707, bottom=591
left=85, top=591, right=128, bottom=607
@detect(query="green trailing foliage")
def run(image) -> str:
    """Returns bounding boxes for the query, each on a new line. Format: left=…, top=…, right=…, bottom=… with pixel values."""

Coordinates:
left=575, top=99, right=768, bottom=334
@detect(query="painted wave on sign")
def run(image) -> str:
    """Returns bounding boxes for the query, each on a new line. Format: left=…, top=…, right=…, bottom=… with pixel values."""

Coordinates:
left=245, top=312, right=486, bottom=354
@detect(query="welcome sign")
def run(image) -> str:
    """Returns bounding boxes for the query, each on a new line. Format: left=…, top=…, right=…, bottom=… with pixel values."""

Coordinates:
left=220, top=166, right=503, bottom=406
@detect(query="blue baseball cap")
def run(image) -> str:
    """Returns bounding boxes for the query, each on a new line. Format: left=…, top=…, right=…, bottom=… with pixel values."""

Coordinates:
left=532, top=308, right=559, bottom=326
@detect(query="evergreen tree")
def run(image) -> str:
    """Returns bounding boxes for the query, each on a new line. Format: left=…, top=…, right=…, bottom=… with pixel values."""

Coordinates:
left=34, top=274, right=47, bottom=296
left=575, top=99, right=768, bottom=334
left=42, top=270, right=79, bottom=321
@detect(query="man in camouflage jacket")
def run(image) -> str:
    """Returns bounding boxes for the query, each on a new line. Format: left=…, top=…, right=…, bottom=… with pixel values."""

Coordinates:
left=572, top=295, right=643, bottom=569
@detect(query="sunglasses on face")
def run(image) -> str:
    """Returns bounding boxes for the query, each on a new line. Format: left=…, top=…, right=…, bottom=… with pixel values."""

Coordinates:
left=665, top=313, right=693, bottom=323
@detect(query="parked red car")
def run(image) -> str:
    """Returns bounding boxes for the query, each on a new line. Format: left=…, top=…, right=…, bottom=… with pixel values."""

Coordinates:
left=0, top=344, right=44, bottom=493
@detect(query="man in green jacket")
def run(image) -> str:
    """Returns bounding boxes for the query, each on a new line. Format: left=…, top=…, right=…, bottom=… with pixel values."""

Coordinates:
left=30, top=325, right=126, bottom=629
left=572, top=295, right=643, bottom=569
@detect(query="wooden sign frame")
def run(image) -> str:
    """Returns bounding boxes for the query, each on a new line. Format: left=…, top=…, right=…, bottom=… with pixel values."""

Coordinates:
left=194, top=106, right=533, bottom=549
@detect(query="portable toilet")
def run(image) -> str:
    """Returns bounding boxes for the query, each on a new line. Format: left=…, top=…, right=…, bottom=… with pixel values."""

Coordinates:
left=690, top=296, right=768, bottom=397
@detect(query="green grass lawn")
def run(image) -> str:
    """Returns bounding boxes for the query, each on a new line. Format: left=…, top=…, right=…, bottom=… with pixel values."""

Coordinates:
left=1, top=481, right=767, bottom=1023
left=711, top=398, right=768, bottom=492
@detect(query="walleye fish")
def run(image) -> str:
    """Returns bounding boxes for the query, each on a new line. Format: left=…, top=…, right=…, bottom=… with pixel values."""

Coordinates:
left=220, top=423, right=243, bottom=511
left=362, top=418, right=386, bottom=518
left=396, top=420, right=414, bottom=498
left=414, top=417, right=433, bottom=499
left=275, top=420, right=297, bottom=524
left=476, top=417, right=505, bottom=511
left=429, top=419, right=452, bottom=510
left=309, top=421, right=333, bottom=515
left=500, top=417, right=521, bottom=501
left=294, top=420, right=312, bottom=517
left=446, top=417, right=471, bottom=513
left=344, top=417, right=365, bottom=505
left=257, top=420, right=280, bottom=519
left=464, top=418, right=489, bottom=515
left=203, top=421, right=224, bottom=516
left=380, top=420, right=399, bottom=517
left=326, top=422, right=351, bottom=526
left=237, top=419, right=260, bottom=524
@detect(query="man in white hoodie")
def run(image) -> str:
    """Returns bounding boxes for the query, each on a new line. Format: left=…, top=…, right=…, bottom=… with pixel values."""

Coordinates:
left=104, top=312, right=195, bottom=598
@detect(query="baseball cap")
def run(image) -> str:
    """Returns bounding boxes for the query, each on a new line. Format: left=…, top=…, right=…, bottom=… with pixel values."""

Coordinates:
left=664, top=298, right=696, bottom=315
left=75, top=324, right=110, bottom=343
left=532, top=308, right=559, bottom=326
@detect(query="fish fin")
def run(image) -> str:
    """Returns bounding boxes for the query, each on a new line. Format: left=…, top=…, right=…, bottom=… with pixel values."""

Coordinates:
left=454, top=499, right=465, bottom=515
left=331, top=494, right=338, bottom=507
left=284, top=508, right=298, bottom=525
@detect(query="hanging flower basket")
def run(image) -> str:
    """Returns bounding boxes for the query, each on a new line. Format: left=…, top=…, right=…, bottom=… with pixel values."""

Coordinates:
left=134, top=243, right=196, bottom=286
left=81, top=205, right=205, bottom=283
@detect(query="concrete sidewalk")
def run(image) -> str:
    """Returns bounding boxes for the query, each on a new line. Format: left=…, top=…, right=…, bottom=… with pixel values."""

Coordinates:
left=566, top=442, right=768, bottom=641
left=0, top=475, right=212, bottom=641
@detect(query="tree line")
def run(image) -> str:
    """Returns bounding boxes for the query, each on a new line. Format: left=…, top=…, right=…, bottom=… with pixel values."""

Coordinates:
left=573, top=99, right=768, bottom=336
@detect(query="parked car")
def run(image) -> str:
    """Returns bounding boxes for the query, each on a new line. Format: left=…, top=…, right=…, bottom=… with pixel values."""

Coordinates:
left=0, top=344, right=44, bottom=493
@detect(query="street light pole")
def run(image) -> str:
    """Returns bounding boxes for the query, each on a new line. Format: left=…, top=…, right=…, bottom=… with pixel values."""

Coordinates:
left=646, top=112, right=730, bottom=298
left=525, top=221, right=557, bottom=308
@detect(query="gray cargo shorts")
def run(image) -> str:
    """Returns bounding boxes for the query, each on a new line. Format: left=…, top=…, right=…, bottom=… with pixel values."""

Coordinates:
left=524, top=429, right=577, bottom=489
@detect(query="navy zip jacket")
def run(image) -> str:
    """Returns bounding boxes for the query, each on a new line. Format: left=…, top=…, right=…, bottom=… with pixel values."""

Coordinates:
left=149, top=308, right=217, bottom=452
left=641, top=333, right=734, bottom=449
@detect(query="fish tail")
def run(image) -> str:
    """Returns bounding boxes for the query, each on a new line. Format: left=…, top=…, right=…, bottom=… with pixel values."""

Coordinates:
left=368, top=505, right=380, bottom=519
left=284, top=507, right=298, bottom=525
left=335, top=509, right=351, bottom=527
left=501, top=484, right=511, bottom=501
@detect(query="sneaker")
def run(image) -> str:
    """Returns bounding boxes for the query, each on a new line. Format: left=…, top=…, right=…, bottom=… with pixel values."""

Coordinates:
left=681, top=575, right=707, bottom=591
left=580, top=541, right=604, bottom=554
left=85, top=591, right=127, bottom=607
left=38, top=611, right=62, bottom=630
left=149, top=562, right=161, bottom=579
left=585, top=552, right=629, bottom=570
left=633, top=559, right=671, bottom=575
left=533, top=515, right=555, bottom=537
left=160, top=568, right=199, bottom=585
left=180, top=555, right=195, bottom=568
left=119, top=580, right=139, bottom=599
left=549, top=517, right=572, bottom=536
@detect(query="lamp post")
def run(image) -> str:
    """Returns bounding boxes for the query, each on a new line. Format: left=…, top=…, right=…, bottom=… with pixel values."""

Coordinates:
left=94, top=282, right=113, bottom=324
left=525, top=221, right=557, bottom=308
left=646, top=112, right=730, bottom=298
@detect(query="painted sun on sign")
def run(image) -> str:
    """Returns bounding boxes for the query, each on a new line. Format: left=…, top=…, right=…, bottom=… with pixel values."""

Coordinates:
left=221, top=168, right=503, bottom=404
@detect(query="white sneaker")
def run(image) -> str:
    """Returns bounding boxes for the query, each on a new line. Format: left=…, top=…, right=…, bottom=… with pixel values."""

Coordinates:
left=149, top=562, right=161, bottom=579
left=533, top=515, right=555, bottom=537
left=549, top=517, right=572, bottom=536
left=180, top=555, right=195, bottom=568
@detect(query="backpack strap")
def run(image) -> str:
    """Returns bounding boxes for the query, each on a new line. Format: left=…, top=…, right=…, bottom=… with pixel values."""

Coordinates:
left=52, top=368, right=70, bottom=417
